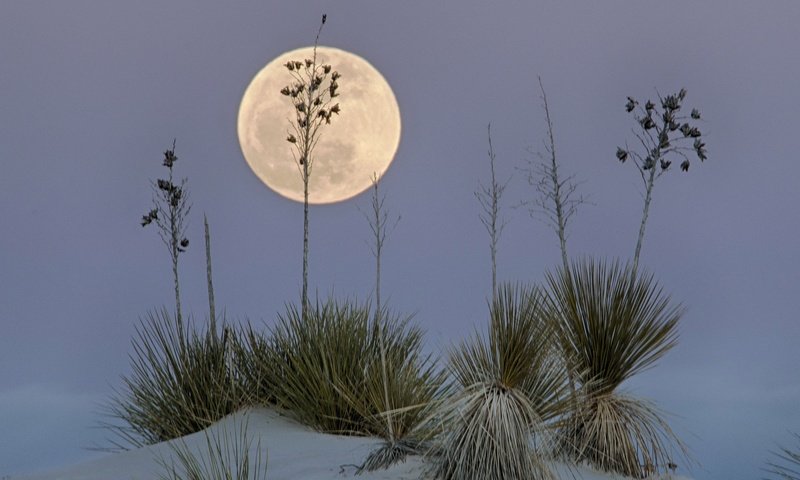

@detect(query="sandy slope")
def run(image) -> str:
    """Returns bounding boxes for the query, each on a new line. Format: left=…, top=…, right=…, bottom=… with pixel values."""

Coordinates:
left=10, top=407, right=688, bottom=480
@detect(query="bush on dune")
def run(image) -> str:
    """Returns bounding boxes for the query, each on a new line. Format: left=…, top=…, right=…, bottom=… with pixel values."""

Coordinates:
left=545, top=258, right=687, bottom=477
left=240, top=297, right=444, bottom=471
left=105, top=308, right=245, bottom=449
left=343, top=305, right=446, bottom=472
left=432, top=283, right=570, bottom=480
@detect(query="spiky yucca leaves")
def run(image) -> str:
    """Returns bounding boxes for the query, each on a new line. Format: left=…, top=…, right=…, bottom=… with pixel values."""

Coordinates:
left=157, top=417, right=267, bottom=480
left=233, top=322, right=278, bottom=407
left=105, top=309, right=245, bottom=448
left=545, top=258, right=686, bottom=477
left=765, top=432, right=800, bottom=480
left=261, top=297, right=443, bottom=452
left=266, top=299, right=369, bottom=434
left=348, top=306, right=446, bottom=472
left=433, top=284, right=569, bottom=480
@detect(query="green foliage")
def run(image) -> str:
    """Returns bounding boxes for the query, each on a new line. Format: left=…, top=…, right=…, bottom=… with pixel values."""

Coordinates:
left=241, top=297, right=443, bottom=457
left=545, top=259, right=681, bottom=396
left=433, top=283, right=569, bottom=480
left=544, top=258, right=686, bottom=477
left=233, top=323, right=278, bottom=408
left=765, top=432, right=800, bottom=480
left=105, top=308, right=245, bottom=448
left=157, top=417, right=267, bottom=480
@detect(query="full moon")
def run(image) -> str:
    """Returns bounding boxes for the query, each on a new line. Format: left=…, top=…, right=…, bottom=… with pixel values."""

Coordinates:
left=237, top=47, right=401, bottom=204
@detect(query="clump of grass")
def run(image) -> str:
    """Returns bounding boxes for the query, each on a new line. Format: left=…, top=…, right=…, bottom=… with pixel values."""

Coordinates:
left=234, top=323, right=278, bottom=407
left=104, top=308, right=245, bottom=448
left=346, top=306, right=446, bottom=472
left=765, top=432, right=800, bottom=480
left=157, top=415, right=267, bottom=480
left=240, top=297, right=443, bottom=471
left=258, top=298, right=370, bottom=434
left=432, top=283, right=569, bottom=480
left=545, top=258, right=687, bottom=477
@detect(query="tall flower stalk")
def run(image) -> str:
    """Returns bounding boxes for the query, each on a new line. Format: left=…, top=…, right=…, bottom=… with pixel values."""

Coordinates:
left=280, top=14, right=341, bottom=321
left=141, top=140, right=191, bottom=336
left=520, top=77, right=588, bottom=275
left=475, top=123, right=509, bottom=300
left=616, top=88, right=707, bottom=272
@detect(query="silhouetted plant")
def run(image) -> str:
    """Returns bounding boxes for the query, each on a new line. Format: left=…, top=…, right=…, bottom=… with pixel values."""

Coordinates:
left=544, top=258, right=687, bottom=477
left=616, top=88, right=707, bottom=272
left=280, top=13, right=341, bottom=322
left=765, top=432, right=800, bottom=480
left=141, top=140, right=191, bottom=331
left=475, top=123, right=509, bottom=299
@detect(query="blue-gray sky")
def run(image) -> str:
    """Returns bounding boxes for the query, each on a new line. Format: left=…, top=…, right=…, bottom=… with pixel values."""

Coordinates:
left=1, top=2, right=798, bottom=478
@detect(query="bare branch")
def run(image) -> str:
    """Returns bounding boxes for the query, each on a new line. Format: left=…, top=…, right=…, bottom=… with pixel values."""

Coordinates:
left=475, top=123, right=510, bottom=298
left=518, top=77, right=589, bottom=273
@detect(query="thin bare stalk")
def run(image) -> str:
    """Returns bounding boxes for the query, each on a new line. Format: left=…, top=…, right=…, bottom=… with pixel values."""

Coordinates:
left=519, top=77, right=589, bottom=275
left=633, top=166, right=657, bottom=273
left=361, top=172, right=400, bottom=443
left=204, top=214, right=216, bottom=334
left=475, top=123, right=509, bottom=299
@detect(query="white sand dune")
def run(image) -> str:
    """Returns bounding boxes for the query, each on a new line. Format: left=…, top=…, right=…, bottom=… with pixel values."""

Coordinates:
left=10, top=407, right=690, bottom=480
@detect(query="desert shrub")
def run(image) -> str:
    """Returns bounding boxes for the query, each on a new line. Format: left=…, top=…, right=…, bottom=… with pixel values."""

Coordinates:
left=545, top=258, right=687, bottom=477
left=765, top=432, right=800, bottom=480
left=157, top=415, right=267, bottom=480
left=244, top=297, right=443, bottom=466
left=432, top=283, right=569, bottom=480
left=105, top=308, right=246, bottom=448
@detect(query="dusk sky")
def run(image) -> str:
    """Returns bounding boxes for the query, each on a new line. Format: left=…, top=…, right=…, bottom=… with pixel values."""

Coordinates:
left=2, top=2, right=799, bottom=479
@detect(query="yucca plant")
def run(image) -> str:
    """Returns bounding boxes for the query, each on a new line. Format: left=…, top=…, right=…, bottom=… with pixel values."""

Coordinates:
left=263, top=298, right=370, bottom=434
left=345, top=306, right=446, bottom=472
left=544, top=258, right=687, bottom=477
left=432, top=283, right=570, bottom=480
left=105, top=308, right=245, bottom=448
left=765, top=432, right=800, bottom=480
left=255, top=296, right=443, bottom=456
left=157, top=416, right=267, bottom=480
